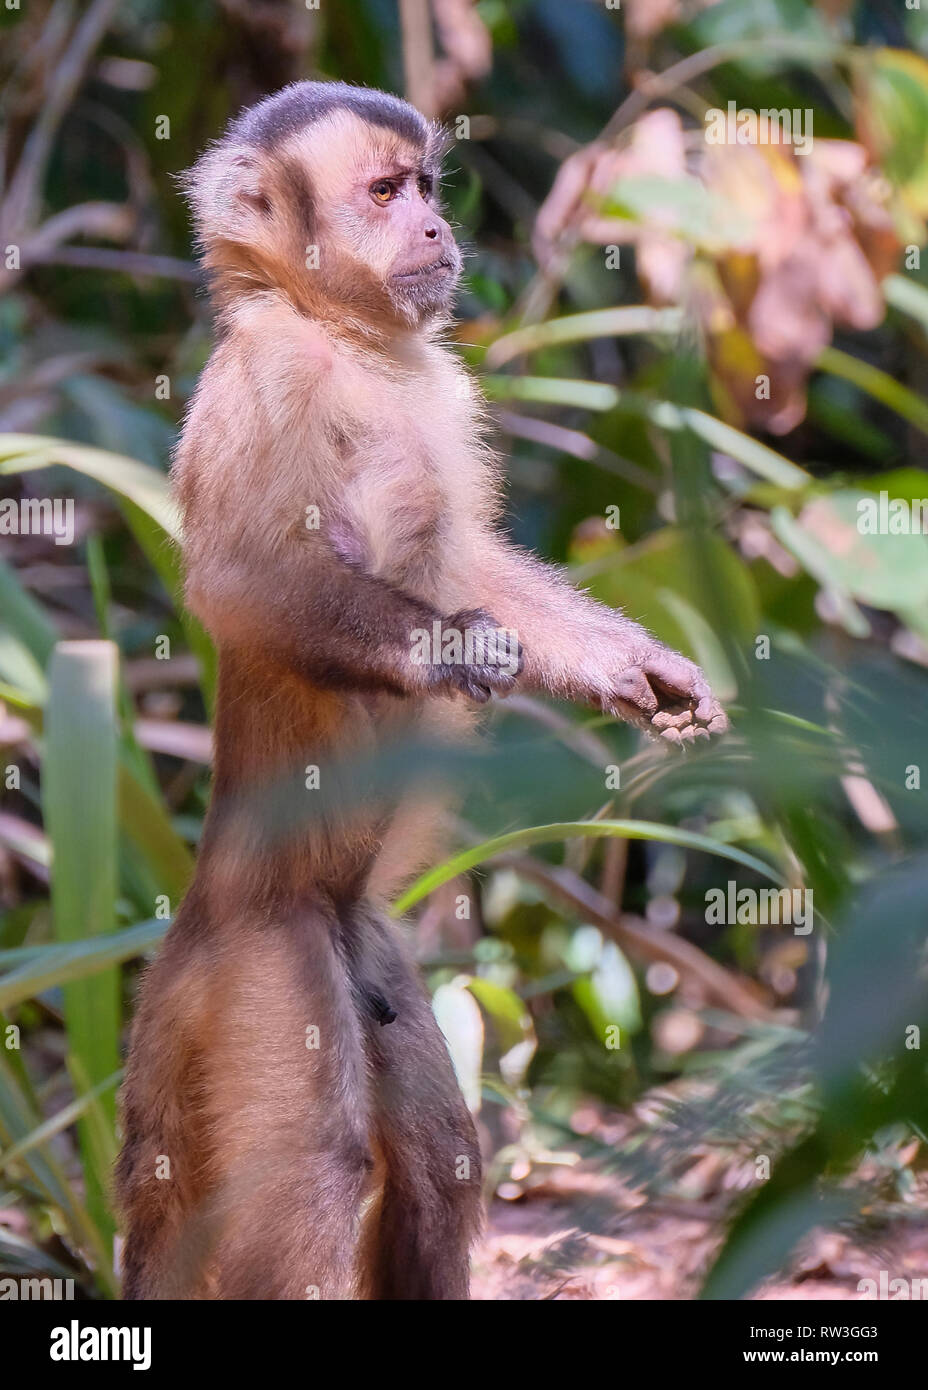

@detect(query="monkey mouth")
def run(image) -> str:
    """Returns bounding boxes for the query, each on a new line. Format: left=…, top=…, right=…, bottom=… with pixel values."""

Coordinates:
left=392, top=256, right=455, bottom=282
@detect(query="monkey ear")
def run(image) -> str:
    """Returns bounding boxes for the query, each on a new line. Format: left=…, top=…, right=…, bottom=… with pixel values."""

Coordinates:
left=229, top=153, right=273, bottom=218
left=180, top=143, right=273, bottom=247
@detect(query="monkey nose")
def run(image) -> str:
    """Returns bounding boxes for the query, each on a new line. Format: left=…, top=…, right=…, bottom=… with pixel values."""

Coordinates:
left=424, top=225, right=439, bottom=239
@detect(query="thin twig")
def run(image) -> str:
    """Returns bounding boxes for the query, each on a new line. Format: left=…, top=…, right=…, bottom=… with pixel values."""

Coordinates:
left=0, top=0, right=122, bottom=240
left=497, top=850, right=773, bottom=1021
left=24, top=247, right=201, bottom=283
left=399, top=0, right=437, bottom=118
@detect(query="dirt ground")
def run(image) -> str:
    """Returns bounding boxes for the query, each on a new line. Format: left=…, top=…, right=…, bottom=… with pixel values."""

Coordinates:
left=472, top=1160, right=928, bottom=1301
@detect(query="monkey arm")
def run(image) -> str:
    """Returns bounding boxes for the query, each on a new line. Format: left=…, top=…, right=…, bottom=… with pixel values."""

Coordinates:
left=469, top=535, right=728, bottom=742
left=184, top=538, right=518, bottom=701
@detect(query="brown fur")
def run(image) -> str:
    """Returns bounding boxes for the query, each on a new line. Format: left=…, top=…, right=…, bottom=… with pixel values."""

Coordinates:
left=115, top=83, right=726, bottom=1302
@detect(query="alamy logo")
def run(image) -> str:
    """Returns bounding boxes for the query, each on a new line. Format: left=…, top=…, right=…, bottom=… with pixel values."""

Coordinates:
left=857, top=491, right=928, bottom=534
left=705, top=881, right=813, bottom=934
left=50, top=1319, right=151, bottom=1370
left=705, top=101, right=813, bottom=155
left=0, top=496, right=74, bottom=545
left=0, top=1275, right=74, bottom=1299
left=411, top=619, right=520, bottom=676
left=858, top=1271, right=928, bottom=1300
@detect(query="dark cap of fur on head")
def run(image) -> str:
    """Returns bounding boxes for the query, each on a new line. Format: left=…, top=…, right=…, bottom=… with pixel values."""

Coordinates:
left=228, top=81, right=431, bottom=153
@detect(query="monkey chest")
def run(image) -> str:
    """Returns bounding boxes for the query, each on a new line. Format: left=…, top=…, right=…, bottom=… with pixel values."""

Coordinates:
left=345, top=442, right=448, bottom=593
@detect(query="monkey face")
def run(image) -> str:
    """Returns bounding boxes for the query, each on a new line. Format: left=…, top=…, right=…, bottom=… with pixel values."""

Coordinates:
left=381, top=195, right=462, bottom=325
left=281, top=110, right=461, bottom=327
left=187, top=92, right=461, bottom=330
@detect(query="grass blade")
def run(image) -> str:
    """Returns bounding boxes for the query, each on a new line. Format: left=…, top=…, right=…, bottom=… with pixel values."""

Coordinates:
left=0, top=434, right=179, bottom=538
left=0, top=918, right=165, bottom=1012
left=392, top=819, right=782, bottom=915
left=43, top=640, right=120, bottom=1244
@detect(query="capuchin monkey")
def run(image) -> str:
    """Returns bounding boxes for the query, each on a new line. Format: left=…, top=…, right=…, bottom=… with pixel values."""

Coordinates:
left=115, top=82, right=727, bottom=1301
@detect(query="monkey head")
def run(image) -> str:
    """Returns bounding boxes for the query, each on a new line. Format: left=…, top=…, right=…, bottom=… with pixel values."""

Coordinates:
left=185, top=82, right=462, bottom=330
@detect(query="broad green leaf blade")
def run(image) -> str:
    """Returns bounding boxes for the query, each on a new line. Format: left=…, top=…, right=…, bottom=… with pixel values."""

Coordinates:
left=467, top=977, right=531, bottom=1053
left=392, top=820, right=782, bottom=916
left=883, top=272, right=928, bottom=330
left=0, top=918, right=165, bottom=1012
left=772, top=492, right=928, bottom=619
left=118, top=764, right=193, bottom=907
left=0, top=554, right=58, bottom=666
left=647, top=403, right=810, bottom=490
left=43, top=640, right=120, bottom=1242
left=481, top=380, right=810, bottom=489
left=432, top=979, right=484, bottom=1114
left=818, top=346, right=928, bottom=436
left=486, top=306, right=682, bottom=368
left=483, top=374, right=620, bottom=411
left=0, top=433, right=179, bottom=538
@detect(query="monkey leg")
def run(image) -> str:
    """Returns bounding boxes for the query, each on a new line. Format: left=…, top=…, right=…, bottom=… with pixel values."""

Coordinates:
left=350, top=906, right=483, bottom=1300
left=119, top=906, right=377, bottom=1299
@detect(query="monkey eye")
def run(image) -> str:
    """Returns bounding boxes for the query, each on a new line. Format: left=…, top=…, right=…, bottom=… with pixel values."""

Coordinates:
left=417, top=174, right=433, bottom=199
left=369, top=179, right=397, bottom=205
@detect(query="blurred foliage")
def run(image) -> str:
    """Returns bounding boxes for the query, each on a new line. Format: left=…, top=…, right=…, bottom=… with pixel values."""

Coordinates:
left=2, top=0, right=928, bottom=1299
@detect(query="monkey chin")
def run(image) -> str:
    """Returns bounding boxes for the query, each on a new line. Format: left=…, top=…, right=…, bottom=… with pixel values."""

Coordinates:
left=387, top=255, right=461, bottom=326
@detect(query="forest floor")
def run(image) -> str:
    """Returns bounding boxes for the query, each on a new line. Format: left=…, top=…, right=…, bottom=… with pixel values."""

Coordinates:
left=471, top=1114, right=928, bottom=1301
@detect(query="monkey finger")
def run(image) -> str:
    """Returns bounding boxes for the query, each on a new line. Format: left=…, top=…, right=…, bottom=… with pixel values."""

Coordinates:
left=611, top=666, right=659, bottom=715
left=605, top=697, right=653, bottom=734
left=644, top=650, right=718, bottom=715
left=651, top=709, right=692, bottom=732
left=695, top=693, right=717, bottom=723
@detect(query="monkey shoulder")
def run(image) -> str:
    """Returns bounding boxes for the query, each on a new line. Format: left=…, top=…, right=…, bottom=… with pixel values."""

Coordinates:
left=226, top=296, right=336, bottom=374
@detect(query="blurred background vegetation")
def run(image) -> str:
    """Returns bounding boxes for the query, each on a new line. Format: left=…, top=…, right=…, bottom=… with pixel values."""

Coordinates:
left=2, top=0, right=928, bottom=1300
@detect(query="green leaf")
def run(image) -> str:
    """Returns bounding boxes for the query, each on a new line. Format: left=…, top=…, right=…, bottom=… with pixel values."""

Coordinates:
left=432, top=979, right=484, bottom=1114
left=817, top=857, right=928, bottom=1098
left=43, top=641, right=120, bottom=1242
left=883, top=272, right=928, bottom=331
left=0, top=918, right=165, bottom=1012
left=393, top=820, right=782, bottom=916
left=857, top=49, right=928, bottom=215
left=118, top=495, right=216, bottom=713
left=818, top=346, right=928, bottom=437
left=0, top=557, right=57, bottom=702
left=0, top=1050, right=116, bottom=1294
left=467, top=977, right=530, bottom=1053
left=701, top=1160, right=853, bottom=1299
left=0, top=554, right=58, bottom=664
left=1, top=1070, right=121, bottom=1173
left=486, top=306, right=682, bottom=368
left=0, top=434, right=179, bottom=538
left=481, top=380, right=810, bottom=489
left=646, top=403, right=810, bottom=490
left=773, top=491, right=928, bottom=614
left=483, top=374, right=620, bottom=411
left=117, top=764, right=193, bottom=908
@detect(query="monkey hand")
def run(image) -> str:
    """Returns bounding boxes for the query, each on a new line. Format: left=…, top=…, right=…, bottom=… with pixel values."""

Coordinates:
left=426, top=608, right=523, bottom=704
left=604, top=641, right=728, bottom=744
